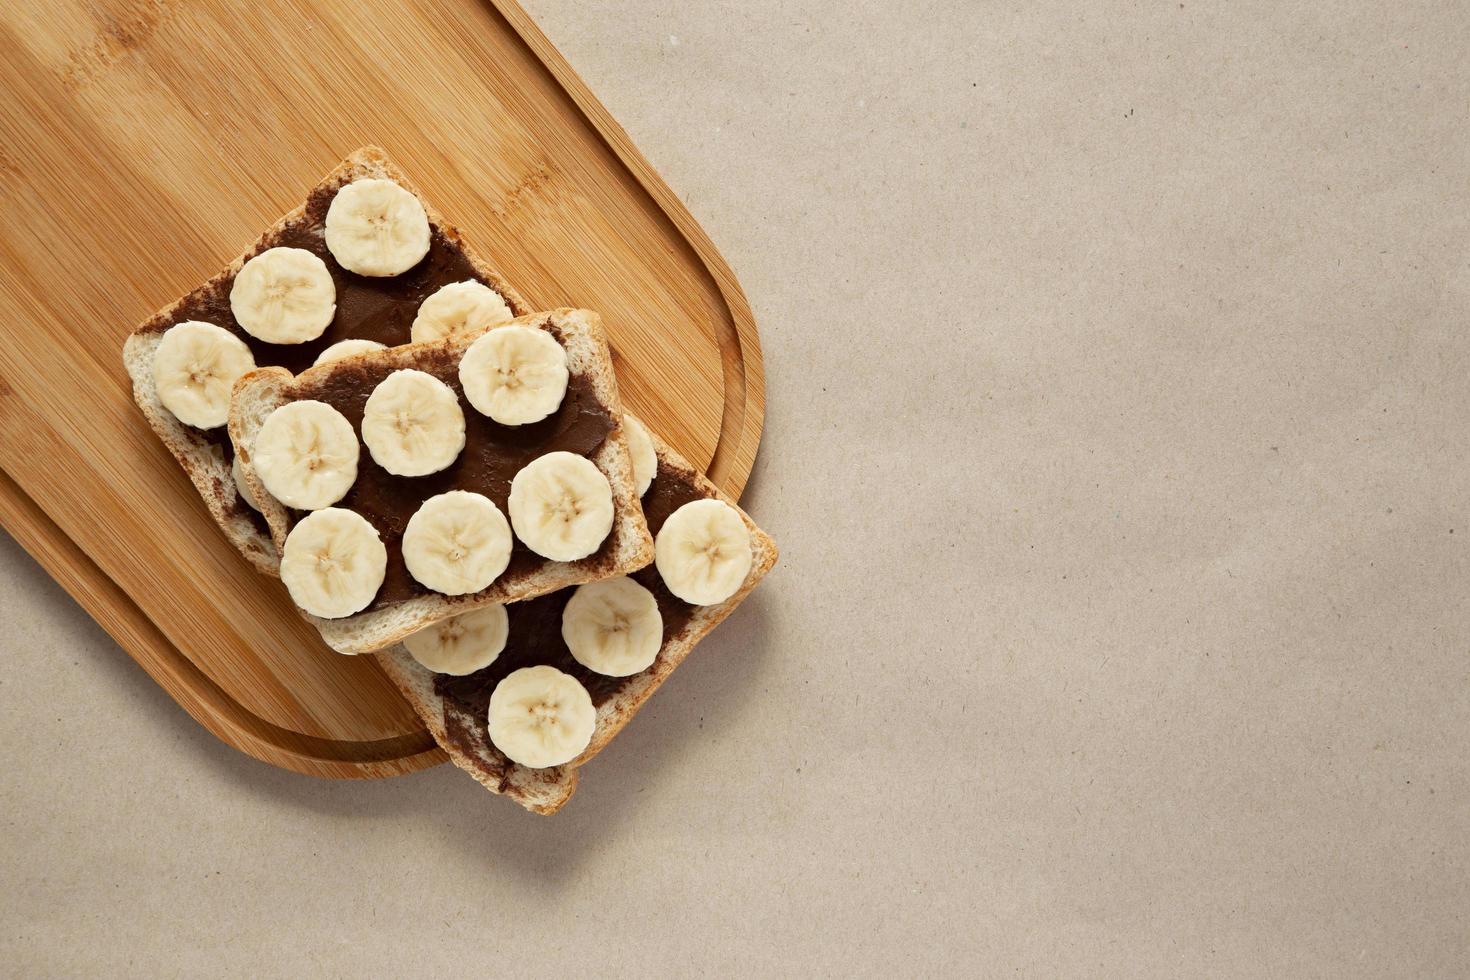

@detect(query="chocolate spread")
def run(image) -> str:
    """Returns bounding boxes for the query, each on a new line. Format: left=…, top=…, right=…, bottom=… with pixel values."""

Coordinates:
left=146, top=180, right=491, bottom=525
left=289, top=327, right=615, bottom=608
left=435, top=461, right=705, bottom=780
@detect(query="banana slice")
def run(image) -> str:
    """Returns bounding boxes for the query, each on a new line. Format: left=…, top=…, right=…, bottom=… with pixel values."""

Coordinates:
left=487, top=665, right=596, bottom=769
left=253, top=400, right=360, bottom=510
left=324, top=178, right=430, bottom=277
left=280, top=508, right=386, bottom=620
left=153, top=321, right=256, bottom=429
left=655, top=499, right=753, bottom=605
left=360, top=369, right=465, bottom=477
left=402, top=605, right=509, bottom=675
left=623, top=414, right=656, bottom=497
left=411, top=280, right=513, bottom=344
left=314, top=338, right=385, bottom=366
left=231, top=455, right=260, bottom=512
left=507, top=451, right=614, bottom=561
left=229, top=247, right=336, bottom=344
left=562, top=576, right=663, bottom=677
left=458, top=325, right=569, bottom=425
left=402, top=491, right=512, bottom=595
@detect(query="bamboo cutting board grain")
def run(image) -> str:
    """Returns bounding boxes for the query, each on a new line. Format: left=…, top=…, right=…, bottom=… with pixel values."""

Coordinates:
left=0, top=0, right=765, bottom=778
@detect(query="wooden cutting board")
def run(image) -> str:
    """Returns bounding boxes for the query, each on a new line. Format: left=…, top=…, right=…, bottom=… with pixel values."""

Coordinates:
left=0, top=0, right=764, bottom=778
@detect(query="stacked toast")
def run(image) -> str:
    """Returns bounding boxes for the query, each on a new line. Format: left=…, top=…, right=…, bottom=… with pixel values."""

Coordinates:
left=121, top=147, right=775, bottom=813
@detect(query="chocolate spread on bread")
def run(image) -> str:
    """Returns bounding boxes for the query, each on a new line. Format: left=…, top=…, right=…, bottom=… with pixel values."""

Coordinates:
left=287, top=328, right=615, bottom=608
left=145, top=181, right=489, bottom=526
left=435, top=461, right=705, bottom=778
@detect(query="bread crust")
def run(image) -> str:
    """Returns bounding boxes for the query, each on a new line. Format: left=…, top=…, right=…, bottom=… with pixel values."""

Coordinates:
left=228, top=308, right=654, bottom=656
left=121, top=146, right=531, bottom=574
left=373, top=425, right=777, bottom=814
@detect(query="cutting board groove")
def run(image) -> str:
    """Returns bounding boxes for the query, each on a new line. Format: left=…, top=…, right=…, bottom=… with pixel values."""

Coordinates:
left=0, top=0, right=764, bottom=778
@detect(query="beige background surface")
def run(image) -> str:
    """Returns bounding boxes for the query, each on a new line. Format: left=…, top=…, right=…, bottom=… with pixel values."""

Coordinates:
left=3, top=0, right=1468, bottom=976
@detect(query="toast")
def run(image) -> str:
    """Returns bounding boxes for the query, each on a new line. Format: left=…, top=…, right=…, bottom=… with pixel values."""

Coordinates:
left=229, top=308, right=653, bottom=655
left=122, top=146, right=531, bottom=574
left=374, top=424, right=778, bottom=814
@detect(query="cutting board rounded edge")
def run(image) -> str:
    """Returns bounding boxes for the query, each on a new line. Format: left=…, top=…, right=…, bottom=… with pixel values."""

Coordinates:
left=490, top=0, right=767, bottom=499
left=0, top=467, right=447, bottom=778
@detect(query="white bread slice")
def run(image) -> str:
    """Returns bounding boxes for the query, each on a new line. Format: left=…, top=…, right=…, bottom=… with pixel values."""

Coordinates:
left=121, top=146, right=530, bottom=574
left=373, top=425, right=777, bottom=814
left=228, top=308, right=653, bottom=656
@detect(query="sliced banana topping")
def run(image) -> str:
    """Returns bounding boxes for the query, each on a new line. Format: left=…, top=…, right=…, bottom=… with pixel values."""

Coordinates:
left=280, top=508, right=386, bottom=620
left=324, top=178, right=430, bottom=277
left=230, top=247, right=336, bottom=344
left=361, top=369, right=465, bottom=477
left=402, top=490, right=512, bottom=596
left=487, top=665, right=596, bottom=769
left=458, top=325, right=569, bottom=426
left=411, top=280, right=513, bottom=344
left=402, top=605, right=509, bottom=675
left=253, top=400, right=360, bottom=510
left=152, top=321, right=256, bottom=429
left=623, top=414, right=657, bottom=497
left=655, top=499, right=753, bottom=606
left=562, top=576, right=663, bottom=677
left=231, top=455, right=261, bottom=512
left=313, top=338, right=385, bottom=366
left=507, top=451, right=614, bottom=562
